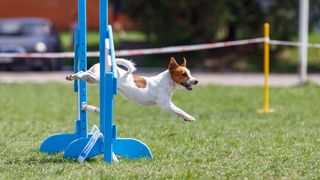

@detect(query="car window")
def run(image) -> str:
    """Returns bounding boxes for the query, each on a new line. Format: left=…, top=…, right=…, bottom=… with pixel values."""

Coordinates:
left=0, top=21, right=50, bottom=36
left=0, top=22, right=21, bottom=36
left=22, top=23, right=50, bottom=36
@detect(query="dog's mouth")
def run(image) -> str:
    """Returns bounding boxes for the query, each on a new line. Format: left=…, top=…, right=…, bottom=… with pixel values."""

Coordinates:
left=181, top=82, right=193, bottom=91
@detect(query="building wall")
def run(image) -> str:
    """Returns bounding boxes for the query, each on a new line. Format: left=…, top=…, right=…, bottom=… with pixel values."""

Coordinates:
left=0, top=0, right=116, bottom=31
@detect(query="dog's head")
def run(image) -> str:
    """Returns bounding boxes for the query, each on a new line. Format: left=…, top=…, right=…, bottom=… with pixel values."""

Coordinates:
left=168, top=57, right=198, bottom=91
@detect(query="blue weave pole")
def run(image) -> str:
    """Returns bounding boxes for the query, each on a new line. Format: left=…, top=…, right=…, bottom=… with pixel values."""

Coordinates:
left=41, top=0, right=152, bottom=163
left=40, top=0, right=88, bottom=153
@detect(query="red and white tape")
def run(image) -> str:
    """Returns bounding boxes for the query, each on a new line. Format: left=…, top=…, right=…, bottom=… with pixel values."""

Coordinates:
left=269, top=40, right=320, bottom=48
left=0, top=38, right=263, bottom=59
left=0, top=38, right=319, bottom=59
left=116, top=38, right=264, bottom=57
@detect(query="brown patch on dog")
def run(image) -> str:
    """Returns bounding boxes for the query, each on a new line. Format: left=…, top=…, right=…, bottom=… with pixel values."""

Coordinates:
left=168, top=57, right=189, bottom=84
left=133, top=75, right=147, bottom=88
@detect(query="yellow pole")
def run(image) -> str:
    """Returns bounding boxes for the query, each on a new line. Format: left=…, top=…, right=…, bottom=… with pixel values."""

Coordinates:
left=263, top=23, right=270, bottom=112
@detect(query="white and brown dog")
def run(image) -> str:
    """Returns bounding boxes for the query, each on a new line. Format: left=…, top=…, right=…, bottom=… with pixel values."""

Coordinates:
left=66, top=57, right=198, bottom=122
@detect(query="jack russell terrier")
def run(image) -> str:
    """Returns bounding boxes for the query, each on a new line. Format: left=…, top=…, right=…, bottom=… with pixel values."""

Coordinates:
left=66, top=57, right=198, bottom=122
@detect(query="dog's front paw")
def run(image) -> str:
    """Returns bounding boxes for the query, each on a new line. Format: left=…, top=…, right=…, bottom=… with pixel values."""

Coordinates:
left=182, top=114, right=195, bottom=122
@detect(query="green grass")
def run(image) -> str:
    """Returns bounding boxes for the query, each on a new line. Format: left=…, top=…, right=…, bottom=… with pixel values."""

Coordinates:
left=1, top=84, right=320, bottom=179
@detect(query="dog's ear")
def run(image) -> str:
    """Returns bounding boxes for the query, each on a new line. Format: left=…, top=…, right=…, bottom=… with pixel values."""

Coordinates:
left=181, top=57, right=187, bottom=67
left=169, top=57, right=179, bottom=70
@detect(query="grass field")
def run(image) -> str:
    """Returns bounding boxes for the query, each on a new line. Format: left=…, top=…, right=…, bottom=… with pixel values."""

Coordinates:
left=1, top=83, right=320, bottom=179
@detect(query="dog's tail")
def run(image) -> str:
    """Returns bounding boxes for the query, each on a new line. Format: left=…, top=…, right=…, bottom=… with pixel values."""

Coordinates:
left=116, top=58, right=136, bottom=75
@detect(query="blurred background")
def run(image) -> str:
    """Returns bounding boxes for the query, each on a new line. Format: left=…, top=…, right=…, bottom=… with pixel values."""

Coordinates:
left=0, top=0, right=320, bottom=73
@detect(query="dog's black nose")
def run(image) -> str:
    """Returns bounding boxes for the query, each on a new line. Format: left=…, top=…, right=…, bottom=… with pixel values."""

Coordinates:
left=194, top=80, right=199, bottom=85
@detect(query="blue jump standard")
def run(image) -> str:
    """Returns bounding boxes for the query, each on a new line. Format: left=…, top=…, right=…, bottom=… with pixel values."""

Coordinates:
left=39, top=0, right=152, bottom=163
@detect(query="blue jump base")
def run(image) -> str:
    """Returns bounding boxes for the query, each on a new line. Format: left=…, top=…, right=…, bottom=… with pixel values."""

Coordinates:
left=39, top=0, right=152, bottom=163
left=40, top=134, right=153, bottom=160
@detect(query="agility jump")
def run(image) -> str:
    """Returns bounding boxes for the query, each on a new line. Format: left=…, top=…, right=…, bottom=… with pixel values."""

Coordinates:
left=39, top=0, right=152, bottom=163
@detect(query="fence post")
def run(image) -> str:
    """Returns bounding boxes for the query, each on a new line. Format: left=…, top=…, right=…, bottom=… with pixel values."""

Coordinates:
left=299, top=0, right=309, bottom=84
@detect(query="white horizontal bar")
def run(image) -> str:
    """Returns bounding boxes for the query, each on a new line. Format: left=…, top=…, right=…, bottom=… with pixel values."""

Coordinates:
left=82, top=102, right=100, bottom=113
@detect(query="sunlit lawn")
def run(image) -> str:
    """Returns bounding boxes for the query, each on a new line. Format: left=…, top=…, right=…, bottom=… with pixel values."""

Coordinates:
left=1, top=83, right=320, bottom=179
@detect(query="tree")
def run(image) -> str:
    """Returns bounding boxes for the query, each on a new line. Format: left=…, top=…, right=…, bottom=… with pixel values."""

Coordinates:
left=123, top=0, right=320, bottom=45
left=123, top=1, right=230, bottom=45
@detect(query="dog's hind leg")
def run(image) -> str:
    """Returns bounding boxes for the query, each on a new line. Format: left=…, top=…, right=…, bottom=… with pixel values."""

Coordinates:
left=66, top=71, right=84, bottom=81
left=66, top=71, right=100, bottom=84
left=81, top=71, right=100, bottom=84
